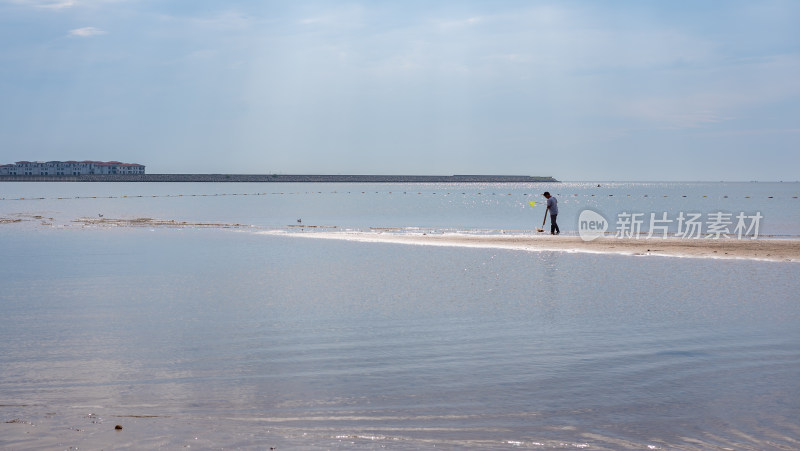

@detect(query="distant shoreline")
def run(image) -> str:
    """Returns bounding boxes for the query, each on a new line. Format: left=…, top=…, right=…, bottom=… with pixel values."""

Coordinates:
left=0, top=174, right=557, bottom=183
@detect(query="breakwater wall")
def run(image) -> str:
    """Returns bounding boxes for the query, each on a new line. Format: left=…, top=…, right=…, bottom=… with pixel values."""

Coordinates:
left=0, top=174, right=558, bottom=183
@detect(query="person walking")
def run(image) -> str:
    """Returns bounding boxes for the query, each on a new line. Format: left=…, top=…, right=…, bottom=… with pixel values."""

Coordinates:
left=543, top=191, right=560, bottom=235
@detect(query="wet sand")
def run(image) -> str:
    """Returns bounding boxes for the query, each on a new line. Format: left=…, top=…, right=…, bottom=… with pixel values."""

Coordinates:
left=278, top=231, right=800, bottom=262
left=5, top=215, right=798, bottom=262
left=73, top=217, right=250, bottom=228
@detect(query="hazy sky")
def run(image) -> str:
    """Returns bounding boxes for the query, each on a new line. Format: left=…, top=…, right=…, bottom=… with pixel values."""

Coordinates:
left=1, top=1, right=798, bottom=180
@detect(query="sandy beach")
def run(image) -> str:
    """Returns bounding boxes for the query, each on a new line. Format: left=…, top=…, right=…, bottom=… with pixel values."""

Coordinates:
left=277, top=231, right=800, bottom=262
left=5, top=215, right=799, bottom=262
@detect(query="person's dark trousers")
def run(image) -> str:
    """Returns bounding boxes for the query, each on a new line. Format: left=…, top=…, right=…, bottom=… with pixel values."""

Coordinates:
left=550, top=214, right=560, bottom=235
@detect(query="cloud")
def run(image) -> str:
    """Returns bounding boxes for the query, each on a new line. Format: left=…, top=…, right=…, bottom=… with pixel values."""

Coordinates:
left=435, top=16, right=483, bottom=31
left=297, top=5, right=366, bottom=29
left=68, top=26, right=106, bottom=37
left=4, top=0, right=75, bottom=8
left=7, top=0, right=134, bottom=10
left=38, top=0, right=74, bottom=8
left=616, top=53, right=800, bottom=130
left=629, top=104, right=732, bottom=130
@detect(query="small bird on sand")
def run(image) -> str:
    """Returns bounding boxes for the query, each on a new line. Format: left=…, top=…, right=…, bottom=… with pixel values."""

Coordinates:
left=297, top=219, right=302, bottom=223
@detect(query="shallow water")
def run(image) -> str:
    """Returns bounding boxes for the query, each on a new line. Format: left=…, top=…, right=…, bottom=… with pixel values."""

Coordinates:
left=1, top=181, right=799, bottom=235
left=1, top=182, right=800, bottom=449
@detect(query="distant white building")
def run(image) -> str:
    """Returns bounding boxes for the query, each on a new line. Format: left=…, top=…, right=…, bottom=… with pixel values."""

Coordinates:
left=0, top=160, right=145, bottom=175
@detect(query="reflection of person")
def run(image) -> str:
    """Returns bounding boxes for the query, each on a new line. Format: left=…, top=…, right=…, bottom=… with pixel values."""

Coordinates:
left=543, top=191, right=560, bottom=235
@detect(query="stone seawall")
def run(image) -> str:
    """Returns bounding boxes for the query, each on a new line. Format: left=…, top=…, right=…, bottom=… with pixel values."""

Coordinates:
left=0, top=174, right=558, bottom=183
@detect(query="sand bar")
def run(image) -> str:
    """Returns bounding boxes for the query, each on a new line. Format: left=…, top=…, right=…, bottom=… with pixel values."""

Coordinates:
left=5, top=215, right=798, bottom=261
left=277, top=231, right=800, bottom=262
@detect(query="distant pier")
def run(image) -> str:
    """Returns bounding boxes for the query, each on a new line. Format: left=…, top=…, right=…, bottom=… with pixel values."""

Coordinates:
left=0, top=174, right=558, bottom=183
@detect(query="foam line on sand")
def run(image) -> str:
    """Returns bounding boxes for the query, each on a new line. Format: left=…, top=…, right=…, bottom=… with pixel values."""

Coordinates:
left=266, top=231, right=800, bottom=262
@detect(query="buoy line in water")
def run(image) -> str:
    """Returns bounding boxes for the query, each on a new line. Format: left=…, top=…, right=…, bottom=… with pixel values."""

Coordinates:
left=1, top=191, right=798, bottom=201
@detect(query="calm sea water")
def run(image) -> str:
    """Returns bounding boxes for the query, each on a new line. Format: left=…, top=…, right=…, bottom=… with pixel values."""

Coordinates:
left=1, top=181, right=798, bottom=235
left=1, top=182, right=799, bottom=449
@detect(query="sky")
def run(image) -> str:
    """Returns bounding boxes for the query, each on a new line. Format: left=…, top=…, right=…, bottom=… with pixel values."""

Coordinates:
left=0, top=1, right=798, bottom=181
